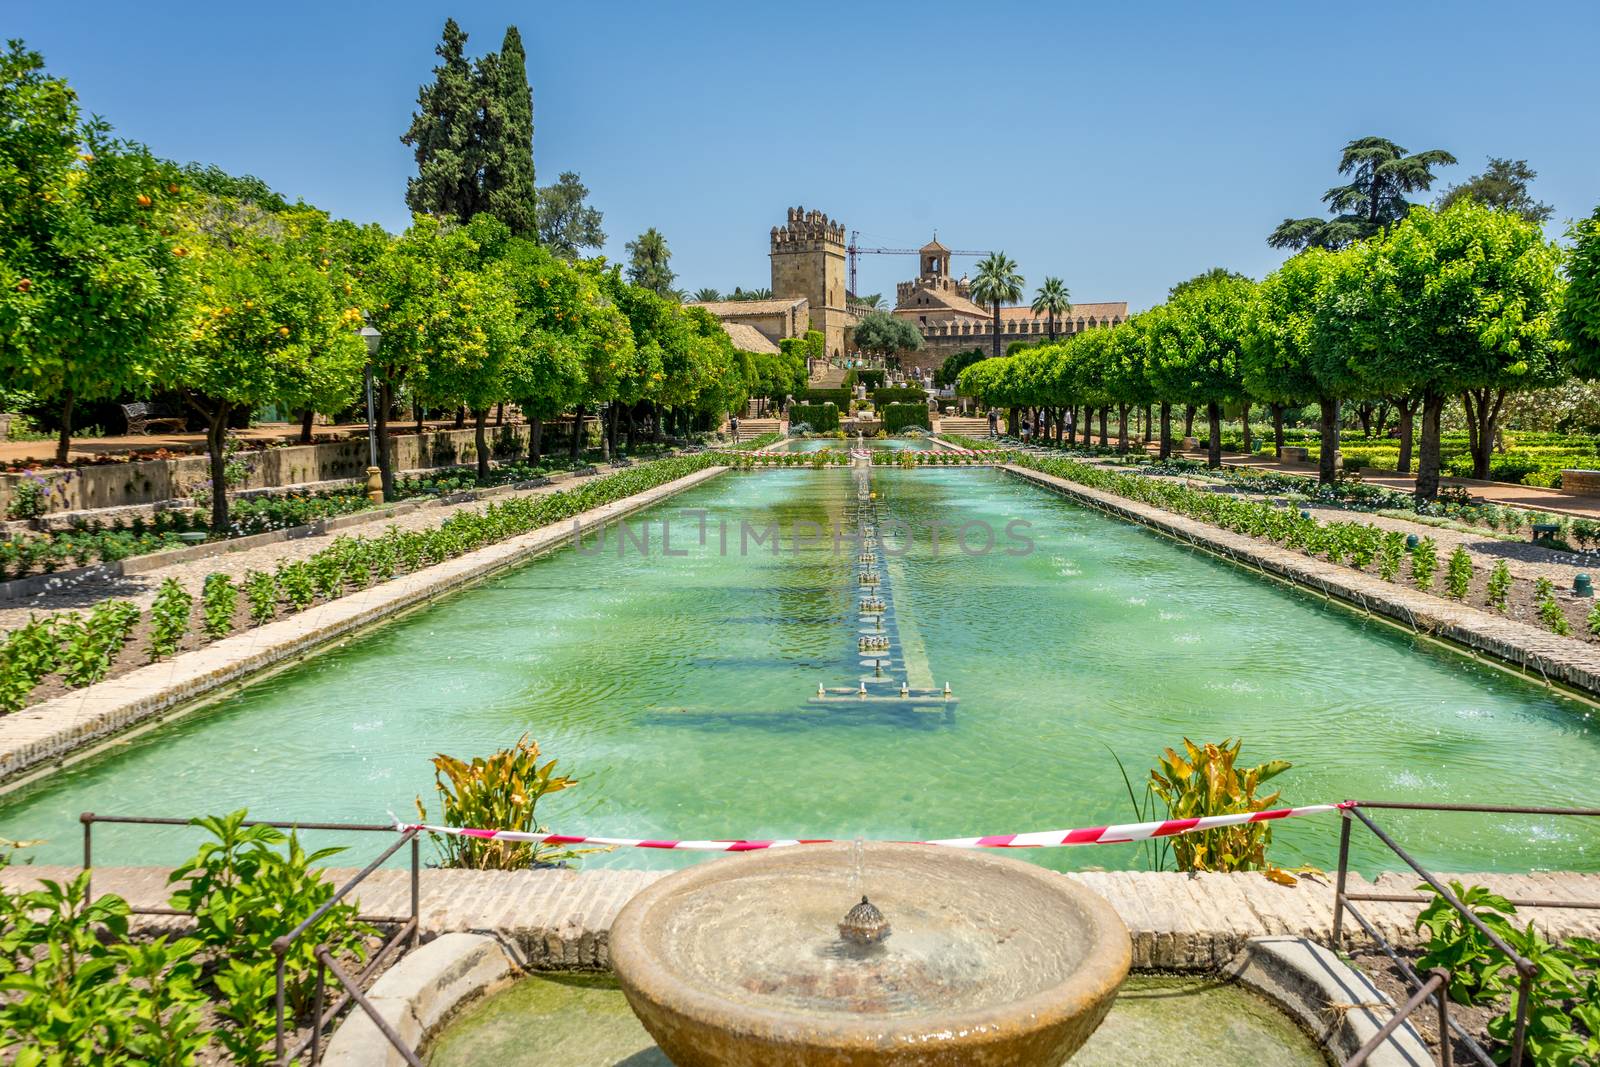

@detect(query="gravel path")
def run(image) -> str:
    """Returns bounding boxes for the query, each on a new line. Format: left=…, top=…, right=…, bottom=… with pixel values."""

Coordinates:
left=0, top=474, right=602, bottom=631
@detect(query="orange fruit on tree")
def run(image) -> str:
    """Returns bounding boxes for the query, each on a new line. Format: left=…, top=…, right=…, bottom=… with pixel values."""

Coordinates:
left=16, top=278, right=30, bottom=292
left=137, top=194, right=152, bottom=207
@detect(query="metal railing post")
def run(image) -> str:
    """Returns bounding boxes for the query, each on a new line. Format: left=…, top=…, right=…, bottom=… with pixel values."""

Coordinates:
left=1332, top=809, right=1352, bottom=946
left=410, top=833, right=421, bottom=949
left=273, top=950, right=288, bottom=1063
left=79, top=812, right=93, bottom=899
left=310, top=958, right=326, bottom=1065
left=1431, top=968, right=1452, bottom=1067
left=1511, top=970, right=1533, bottom=1067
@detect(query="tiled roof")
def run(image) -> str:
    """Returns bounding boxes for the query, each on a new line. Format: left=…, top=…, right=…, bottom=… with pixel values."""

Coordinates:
left=894, top=286, right=991, bottom=319
left=720, top=321, right=780, bottom=355
left=1000, top=301, right=1128, bottom=322
left=685, top=297, right=806, bottom=317
left=919, top=238, right=949, bottom=254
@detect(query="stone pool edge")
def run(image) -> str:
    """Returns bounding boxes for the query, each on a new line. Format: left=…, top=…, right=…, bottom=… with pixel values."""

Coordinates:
left=322, top=932, right=1430, bottom=1067
left=1002, top=463, right=1600, bottom=701
left=0, top=465, right=728, bottom=787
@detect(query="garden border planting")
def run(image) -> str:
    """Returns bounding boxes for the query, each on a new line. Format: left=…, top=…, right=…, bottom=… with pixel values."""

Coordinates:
left=1003, top=462, right=1600, bottom=699
left=0, top=463, right=727, bottom=785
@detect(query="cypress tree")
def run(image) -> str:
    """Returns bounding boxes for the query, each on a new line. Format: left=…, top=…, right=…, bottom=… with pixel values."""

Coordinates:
left=479, top=26, right=537, bottom=237
left=401, top=19, right=482, bottom=221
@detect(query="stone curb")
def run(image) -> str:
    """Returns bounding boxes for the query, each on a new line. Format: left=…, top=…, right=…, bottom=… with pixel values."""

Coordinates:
left=1003, top=463, right=1600, bottom=699
left=322, top=933, right=519, bottom=1067
left=1226, top=936, right=1432, bottom=1067
left=0, top=466, right=726, bottom=784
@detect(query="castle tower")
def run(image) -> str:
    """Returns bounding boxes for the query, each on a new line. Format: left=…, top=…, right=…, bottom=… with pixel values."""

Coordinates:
left=770, top=207, right=851, bottom=358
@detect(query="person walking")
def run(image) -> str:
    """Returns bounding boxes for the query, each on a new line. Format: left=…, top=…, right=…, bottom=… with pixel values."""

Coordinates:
left=730, top=414, right=740, bottom=444
left=987, top=408, right=999, bottom=438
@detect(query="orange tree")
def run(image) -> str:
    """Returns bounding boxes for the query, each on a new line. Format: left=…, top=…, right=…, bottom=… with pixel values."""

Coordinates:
left=1567, top=205, right=1600, bottom=379
left=0, top=42, right=190, bottom=464
left=1146, top=274, right=1255, bottom=468
left=1330, top=203, right=1567, bottom=500
left=166, top=203, right=365, bottom=531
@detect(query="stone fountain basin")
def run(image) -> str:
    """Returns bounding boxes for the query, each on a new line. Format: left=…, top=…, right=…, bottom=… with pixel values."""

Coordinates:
left=609, top=841, right=1131, bottom=1067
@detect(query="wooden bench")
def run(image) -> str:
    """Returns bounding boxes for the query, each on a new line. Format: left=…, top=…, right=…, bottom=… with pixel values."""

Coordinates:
left=1532, top=522, right=1561, bottom=544
left=121, top=402, right=186, bottom=435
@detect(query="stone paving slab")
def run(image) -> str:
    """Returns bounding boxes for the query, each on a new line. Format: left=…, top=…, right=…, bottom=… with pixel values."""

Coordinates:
left=0, top=466, right=727, bottom=784
left=7, top=864, right=1597, bottom=973
left=1003, top=463, right=1600, bottom=698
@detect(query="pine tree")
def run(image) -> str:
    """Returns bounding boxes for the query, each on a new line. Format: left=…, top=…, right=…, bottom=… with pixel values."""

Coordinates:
left=402, top=19, right=483, bottom=222
left=479, top=26, right=536, bottom=237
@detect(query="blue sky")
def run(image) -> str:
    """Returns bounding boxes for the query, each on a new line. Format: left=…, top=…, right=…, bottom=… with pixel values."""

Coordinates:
left=13, top=1, right=1600, bottom=311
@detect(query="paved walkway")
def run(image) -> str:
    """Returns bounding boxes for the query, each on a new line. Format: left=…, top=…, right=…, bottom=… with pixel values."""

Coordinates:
left=7, top=863, right=1597, bottom=972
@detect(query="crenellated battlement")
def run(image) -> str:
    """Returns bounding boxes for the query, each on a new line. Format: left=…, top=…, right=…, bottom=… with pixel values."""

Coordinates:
left=771, top=206, right=846, bottom=251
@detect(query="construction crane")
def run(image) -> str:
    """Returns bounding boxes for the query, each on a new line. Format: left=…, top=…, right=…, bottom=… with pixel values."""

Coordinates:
left=847, top=230, right=990, bottom=299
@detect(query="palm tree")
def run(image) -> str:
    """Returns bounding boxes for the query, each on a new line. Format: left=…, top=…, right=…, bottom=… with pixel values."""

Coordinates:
left=852, top=293, right=885, bottom=310
left=692, top=287, right=722, bottom=302
left=1030, top=277, right=1072, bottom=341
left=728, top=287, right=773, bottom=301
left=1270, top=136, right=1457, bottom=250
left=969, top=253, right=1024, bottom=360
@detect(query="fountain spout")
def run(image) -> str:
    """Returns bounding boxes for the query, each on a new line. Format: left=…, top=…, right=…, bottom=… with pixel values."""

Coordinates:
left=838, top=895, right=891, bottom=945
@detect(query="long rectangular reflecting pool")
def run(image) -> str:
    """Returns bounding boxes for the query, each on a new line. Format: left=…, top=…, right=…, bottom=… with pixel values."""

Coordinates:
left=3, top=466, right=1597, bottom=874
left=765, top=436, right=941, bottom=452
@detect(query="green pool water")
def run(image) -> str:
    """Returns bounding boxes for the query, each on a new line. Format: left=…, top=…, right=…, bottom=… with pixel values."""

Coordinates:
left=422, top=973, right=1328, bottom=1067
left=767, top=436, right=939, bottom=452
left=3, top=467, right=1598, bottom=874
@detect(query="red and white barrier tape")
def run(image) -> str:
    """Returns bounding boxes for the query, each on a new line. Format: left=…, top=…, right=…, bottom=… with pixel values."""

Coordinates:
left=398, top=802, right=1351, bottom=852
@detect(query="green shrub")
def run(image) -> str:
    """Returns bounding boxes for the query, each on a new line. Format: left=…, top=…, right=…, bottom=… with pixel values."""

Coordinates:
left=799, top=388, right=851, bottom=406
left=147, top=578, right=192, bottom=660
left=883, top=403, right=931, bottom=435
left=201, top=574, right=237, bottom=640
left=855, top=369, right=886, bottom=389
left=243, top=570, right=277, bottom=625
left=872, top=386, right=928, bottom=405
left=1445, top=547, right=1473, bottom=599
left=1487, top=560, right=1511, bottom=611
left=789, top=403, right=840, bottom=433
left=1409, top=537, right=1438, bottom=590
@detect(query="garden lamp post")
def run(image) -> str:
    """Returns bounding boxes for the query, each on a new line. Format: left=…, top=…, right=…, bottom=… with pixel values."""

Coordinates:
left=360, top=324, right=383, bottom=504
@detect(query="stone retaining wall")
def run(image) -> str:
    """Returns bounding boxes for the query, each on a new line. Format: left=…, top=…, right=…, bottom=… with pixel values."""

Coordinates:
left=0, top=466, right=726, bottom=784
left=1003, top=463, right=1600, bottom=699
left=0, top=424, right=538, bottom=516
left=1562, top=469, right=1600, bottom=497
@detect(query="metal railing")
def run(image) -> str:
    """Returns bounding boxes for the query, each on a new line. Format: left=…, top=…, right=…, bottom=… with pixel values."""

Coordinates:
left=79, top=813, right=422, bottom=1066
left=1332, top=801, right=1600, bottom=1067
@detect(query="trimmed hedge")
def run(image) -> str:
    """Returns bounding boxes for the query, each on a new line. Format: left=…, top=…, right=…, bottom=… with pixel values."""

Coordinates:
left=790, top=402, right=841, bottom=432
left=801, top=388, right=851, bottom=406
left=873, top=387, right=927, bottom=405
left=883, top=402, right=931, bottom=434
left=856, top=369, right=886, bottom=390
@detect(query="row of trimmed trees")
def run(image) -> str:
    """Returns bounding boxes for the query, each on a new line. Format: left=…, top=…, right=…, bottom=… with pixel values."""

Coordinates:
left=0, top=42, right=802, bottom=532
left=959, top=200, right=1600, bottom=502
